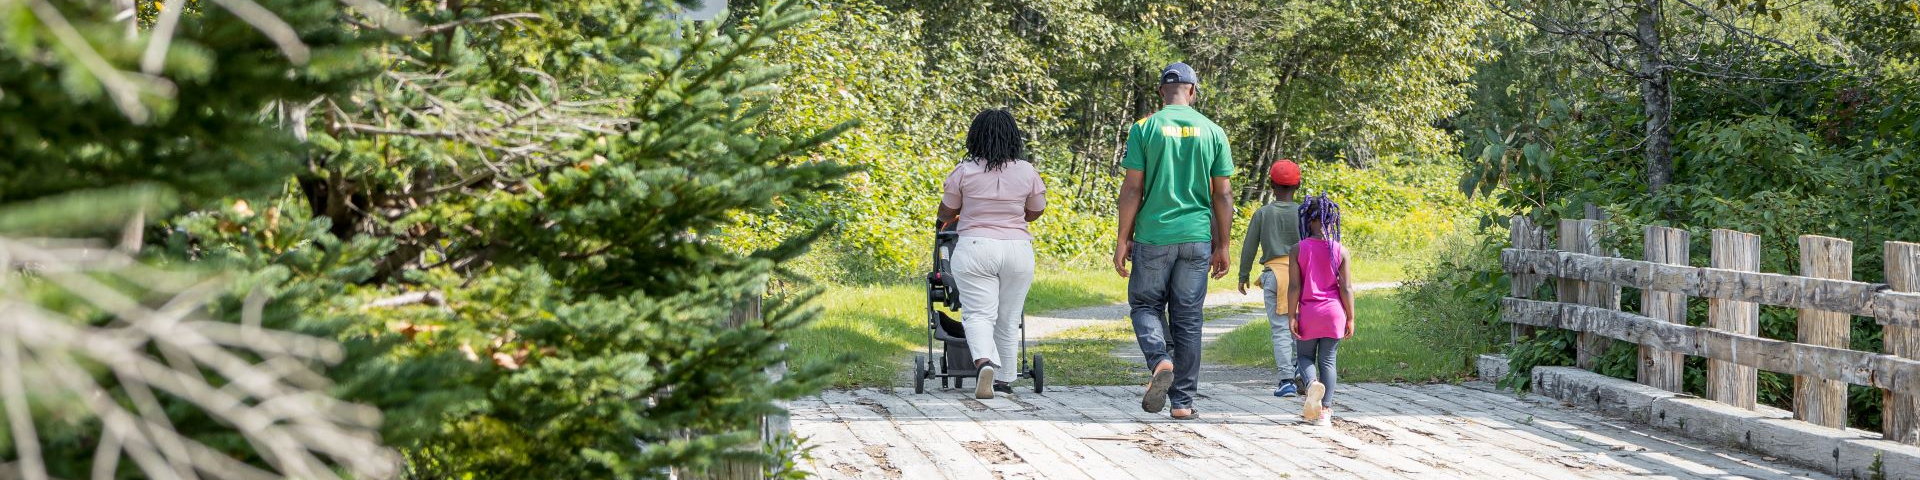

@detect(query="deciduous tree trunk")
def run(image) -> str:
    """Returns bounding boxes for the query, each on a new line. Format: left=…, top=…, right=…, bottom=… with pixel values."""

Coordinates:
left=1636, top=0, right=1674, bottom=195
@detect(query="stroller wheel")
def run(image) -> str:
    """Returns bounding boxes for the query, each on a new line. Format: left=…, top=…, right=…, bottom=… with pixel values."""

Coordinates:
left=1031, top=354, right=1046, bottom=394
left=912, top=355, right=927, bottom=394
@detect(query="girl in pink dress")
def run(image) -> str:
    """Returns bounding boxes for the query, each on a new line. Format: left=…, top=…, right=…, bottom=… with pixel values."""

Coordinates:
left=1287, top=194, right=1355, bottom=426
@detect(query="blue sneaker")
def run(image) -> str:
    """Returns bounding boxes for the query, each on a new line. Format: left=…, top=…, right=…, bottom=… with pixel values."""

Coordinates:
left=1273, top=381, right=1299, bottom=398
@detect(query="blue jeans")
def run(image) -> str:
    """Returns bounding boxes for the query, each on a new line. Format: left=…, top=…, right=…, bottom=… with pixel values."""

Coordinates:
left=1260, top=270, right=1297, bottom=384
left=1296, top=338, right=1341, bottom=407
left=1127, top=241, right=1210, bottom=410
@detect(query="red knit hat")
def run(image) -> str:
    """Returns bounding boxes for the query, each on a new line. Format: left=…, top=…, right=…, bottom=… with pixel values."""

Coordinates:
left=1269, top=159, right=1301, bottom=186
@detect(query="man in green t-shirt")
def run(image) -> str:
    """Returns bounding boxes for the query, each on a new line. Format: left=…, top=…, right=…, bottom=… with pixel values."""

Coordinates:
left=1113, top=62, right=1235, bottom=419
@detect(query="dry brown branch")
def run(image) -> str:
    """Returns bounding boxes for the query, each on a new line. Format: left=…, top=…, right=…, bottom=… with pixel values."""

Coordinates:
left=0, top=237, right=398, bottom=480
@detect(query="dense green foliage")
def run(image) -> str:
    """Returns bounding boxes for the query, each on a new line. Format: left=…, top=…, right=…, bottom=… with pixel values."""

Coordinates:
left=741, top=0, right=1502, bottom=281
left=4, top=0, right=848, bottom=478
left=1448, top=0, right=1920, bottom=429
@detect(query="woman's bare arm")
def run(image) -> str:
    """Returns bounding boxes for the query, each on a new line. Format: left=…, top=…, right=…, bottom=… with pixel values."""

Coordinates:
left=938, top=204, right=961, bottom=225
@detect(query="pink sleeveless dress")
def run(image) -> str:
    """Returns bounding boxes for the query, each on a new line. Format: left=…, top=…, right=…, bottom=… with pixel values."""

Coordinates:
left=1294, top=238, right=1348, bottom=339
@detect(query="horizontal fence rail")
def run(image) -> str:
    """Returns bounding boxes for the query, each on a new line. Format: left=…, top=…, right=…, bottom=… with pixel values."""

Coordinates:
left=1501, top=297, right=1920, bottom=393
left=1498, top=214, right=1920, bottom=445
left=1501, top=249, right=1920, bottom=327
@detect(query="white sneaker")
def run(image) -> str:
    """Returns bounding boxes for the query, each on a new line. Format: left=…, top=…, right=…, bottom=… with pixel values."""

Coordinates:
left=975, top=365, right=996, bottom=399
left=1302, top=381, right=1326, bottom=422
left=1315, top=409, right=1333, bottom=427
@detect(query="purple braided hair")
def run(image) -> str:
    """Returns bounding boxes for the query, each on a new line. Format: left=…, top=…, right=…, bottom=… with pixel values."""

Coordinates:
left=1297, top=194, right=1342, bottom=242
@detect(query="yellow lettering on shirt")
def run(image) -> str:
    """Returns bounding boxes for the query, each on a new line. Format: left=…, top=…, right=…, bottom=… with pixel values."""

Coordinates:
left=1159, top=125, right=1203, bottom=138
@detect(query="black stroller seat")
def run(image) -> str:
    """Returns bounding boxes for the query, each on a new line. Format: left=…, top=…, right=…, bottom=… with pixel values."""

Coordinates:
left=911, top=221, right=1044, bottom=394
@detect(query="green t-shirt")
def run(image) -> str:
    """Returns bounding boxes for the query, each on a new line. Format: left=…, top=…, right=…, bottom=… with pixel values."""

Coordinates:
left=1121, top=105, right=1235, bottom=246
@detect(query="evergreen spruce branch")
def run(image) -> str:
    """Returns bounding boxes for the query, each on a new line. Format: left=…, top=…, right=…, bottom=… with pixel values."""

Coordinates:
left=21, top=0, right=167, bottom=123
left=19, top=0, right=415, bottom=124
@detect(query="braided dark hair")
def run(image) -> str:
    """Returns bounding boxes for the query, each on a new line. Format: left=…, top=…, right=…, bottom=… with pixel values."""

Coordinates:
left=1298, top=194, right=1342, bottom=241
left=965, top=109, right=1026, bottom=171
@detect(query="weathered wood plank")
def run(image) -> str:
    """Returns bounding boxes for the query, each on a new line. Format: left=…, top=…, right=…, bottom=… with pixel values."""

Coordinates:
left=1067, top=387, right=1281, bottom=479
left=817, top=390, right=949, bottom=479
left=1433, top=383, right=1832, bottom=479
left=945, top=392, right=1130, bottom=480
left=1010, top=391, right=1202, bottom=480
left=1796, top=235, right=1853, bottom=429
left=1710, top=229, right=1762, bottom=409
left=1499, top=246, right=1920, bottom=328
left=1338, top=385, right=1618, bottom=480
left=852, top=391, right=1014, bottom=479
left=1193, top=386, right=1412, bottom=479
left=1887, top=241, right=1920, bottom=445
left=1217, top=383, right=1550, bottom=480
left=923, top=393, right=1103, bottom=480
left=1640, top=225, right=1688, bottom=392
left=1074, top=387, right=1301, bottom=479
left=1347, top=384, right=1663, bottom=480
left=1501, top=297, right=1920, bottom=393
left=788, top=396, right=890, bottom=479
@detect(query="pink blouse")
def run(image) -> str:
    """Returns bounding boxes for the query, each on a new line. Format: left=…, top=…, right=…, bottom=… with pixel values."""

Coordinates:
left=941, top=160, right=1046, bottom=240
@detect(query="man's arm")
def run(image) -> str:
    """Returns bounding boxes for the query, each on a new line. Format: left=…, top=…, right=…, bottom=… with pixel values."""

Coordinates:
left=1114, top=169, right=1146, bottom=277
left=1207, top=176, right=1234, bottom=279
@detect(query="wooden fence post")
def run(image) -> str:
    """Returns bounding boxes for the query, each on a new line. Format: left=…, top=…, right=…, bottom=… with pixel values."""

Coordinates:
left=1560, top=219, right=1615, bottom=369
left=1709, top=229, right=1760, bottom=409
left=1640, top=226, right=1688, bottom=392
left=1510, top=215, right=1545, bottom=344
left=1795, top=235, right=1852, bottom=429
left=706, top=295, right=783, bottom=480
left=1885, top=241, right=1920, bottom=444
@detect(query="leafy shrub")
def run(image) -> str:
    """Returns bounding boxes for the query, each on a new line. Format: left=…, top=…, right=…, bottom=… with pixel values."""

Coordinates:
left=1398, top=222, right=1508, bottom=365
left=1298, top=159, right=1481, bottom=261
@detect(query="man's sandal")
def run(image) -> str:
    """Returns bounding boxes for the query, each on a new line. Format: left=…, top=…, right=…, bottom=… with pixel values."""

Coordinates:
left=1141, top=362, right=1174, bottom=413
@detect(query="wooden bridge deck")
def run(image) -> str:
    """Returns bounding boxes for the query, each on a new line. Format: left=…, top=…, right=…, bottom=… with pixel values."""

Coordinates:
left=792, top=382, right=1830, bottom=479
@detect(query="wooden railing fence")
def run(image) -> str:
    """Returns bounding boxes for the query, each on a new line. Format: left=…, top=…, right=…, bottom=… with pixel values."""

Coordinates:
left=1500, top=214, right=1920, bottom=444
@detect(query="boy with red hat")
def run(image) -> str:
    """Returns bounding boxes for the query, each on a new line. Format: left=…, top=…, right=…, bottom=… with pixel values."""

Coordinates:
left=1237, top=159, right=1305, bottom=397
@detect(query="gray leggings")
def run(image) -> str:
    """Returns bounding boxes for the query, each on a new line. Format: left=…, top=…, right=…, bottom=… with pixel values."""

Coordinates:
left=1294, top=338, right=1341, bottom=407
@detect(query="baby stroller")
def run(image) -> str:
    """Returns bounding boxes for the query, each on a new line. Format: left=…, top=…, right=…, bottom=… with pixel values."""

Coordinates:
left=913, top=221, right=1045, bottom=394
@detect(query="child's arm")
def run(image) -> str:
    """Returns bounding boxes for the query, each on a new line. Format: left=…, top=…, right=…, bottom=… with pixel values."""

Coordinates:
left=1339, top=250, right=1356, bottom=339
left=1237, top=212, right=1262, bottom=294
left=1288, top=251, right=1304, bottom=338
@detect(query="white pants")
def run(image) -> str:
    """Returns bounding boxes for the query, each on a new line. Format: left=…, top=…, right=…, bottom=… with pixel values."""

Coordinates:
left=952, top=236, right=1035, bottom=372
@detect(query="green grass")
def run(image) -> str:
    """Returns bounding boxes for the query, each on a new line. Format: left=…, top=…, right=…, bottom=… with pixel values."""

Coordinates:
left=1347, top=254, right=1407, bottom=284
left=1205, top=289, right=1472, bottom=383
left=1027, top=324, right=1145, bottom=386
left=1204, top=304, right=1262, bottom=322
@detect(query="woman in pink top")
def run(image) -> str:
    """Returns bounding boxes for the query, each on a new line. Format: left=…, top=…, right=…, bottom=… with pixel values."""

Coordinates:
left=937, top=109, right=1046, bottom=399
left=1287, top=194, right=1354, bottom=426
